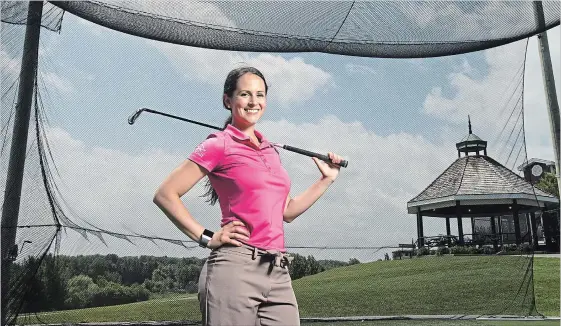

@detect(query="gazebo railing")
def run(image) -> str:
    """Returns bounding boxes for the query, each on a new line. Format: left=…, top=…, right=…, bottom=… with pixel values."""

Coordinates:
left=416, top=231, right=533, bottom=249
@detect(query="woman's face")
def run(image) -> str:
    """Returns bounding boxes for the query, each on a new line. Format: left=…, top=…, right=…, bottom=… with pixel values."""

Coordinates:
left=225, top=73, right=267, bottom=129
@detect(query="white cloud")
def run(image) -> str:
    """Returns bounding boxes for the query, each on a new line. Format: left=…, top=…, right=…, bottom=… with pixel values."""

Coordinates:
left=1, top=43, right=74, bottom=95
left=41, top=71, right=74, bottom=94
left=422, top=26, right=560, bottom=166
left=149, top=41, right=332, bottom=107
left=345, top=63, right=378, bottom=75
left=423, top=38, right=527, bottom=125
left=257, top=117, right=458, bottom=247
left=34, top=117, right=466, bottom=261
left=0, top=49, right=21, bottom=79
left=522, top=27, right=560, bottom=162
left=76, top=1, right=333, bottom=106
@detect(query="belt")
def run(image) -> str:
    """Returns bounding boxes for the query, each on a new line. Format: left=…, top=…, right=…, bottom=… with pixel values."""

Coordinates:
left=250, top=246, right=294, bottom=268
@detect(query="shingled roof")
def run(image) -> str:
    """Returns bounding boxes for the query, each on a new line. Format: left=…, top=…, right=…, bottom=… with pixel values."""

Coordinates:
left=407, top=155, right=559, bottom=214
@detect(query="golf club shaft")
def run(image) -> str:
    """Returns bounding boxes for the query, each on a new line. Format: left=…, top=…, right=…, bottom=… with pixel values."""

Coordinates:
left=274, top=144, right=348, bottom=168
left=128, top=108, right=348, bottom=168
left=129, top=108, right=221, bottom=130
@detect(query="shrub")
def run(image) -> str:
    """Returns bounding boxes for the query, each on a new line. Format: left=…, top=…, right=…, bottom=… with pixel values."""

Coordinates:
left=65, top=275, right=99, bottom=309
left=467, top=246, right=481, bottom=255
left=450, top=246, right=485, bottom=255
left=91, top=282, right=150, bottom=307
left=436, top=246, right=450, bottom=256
left=482, top=246, right=496, bottom=255
left=517, top=243, right=533, bottom=254
left=415, top=247, right=430, bottom=257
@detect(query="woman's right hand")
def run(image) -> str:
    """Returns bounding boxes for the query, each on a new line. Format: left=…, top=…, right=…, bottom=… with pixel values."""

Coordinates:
left=207, top=221, right=250, bottom=249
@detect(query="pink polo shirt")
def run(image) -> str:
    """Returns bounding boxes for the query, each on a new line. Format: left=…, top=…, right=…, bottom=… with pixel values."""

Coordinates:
left=188, top=124, right=291, bottom=251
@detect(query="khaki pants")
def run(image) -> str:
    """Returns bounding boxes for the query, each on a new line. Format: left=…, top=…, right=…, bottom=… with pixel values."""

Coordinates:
left=198, top=244, right=300, bottom=326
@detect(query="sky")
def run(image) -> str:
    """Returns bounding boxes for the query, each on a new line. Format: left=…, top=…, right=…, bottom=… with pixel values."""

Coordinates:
left=1, top=2, right=559, bottom=262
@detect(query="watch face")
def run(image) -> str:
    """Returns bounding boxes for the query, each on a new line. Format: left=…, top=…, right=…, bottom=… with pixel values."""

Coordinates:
left=531, top=164, right=543, bottom=177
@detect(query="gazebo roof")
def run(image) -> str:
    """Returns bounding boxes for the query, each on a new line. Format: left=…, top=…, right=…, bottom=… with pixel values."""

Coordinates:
left=459, top=133, right=483, bottom=142
left=407, top=155, right=559, bottom=215
left=517, top=158, right=556, bottom=171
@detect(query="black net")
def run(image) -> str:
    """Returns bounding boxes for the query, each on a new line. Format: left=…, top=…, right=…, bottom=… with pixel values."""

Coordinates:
left=1, top=1, right=559, bottom=325
left=1, top=1, right=63, bottom=32
left=47, top=1, right=561, bottom=58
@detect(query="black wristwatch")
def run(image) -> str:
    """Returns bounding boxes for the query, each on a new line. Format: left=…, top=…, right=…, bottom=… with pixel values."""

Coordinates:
left=199, top=229, right=214, bottom=248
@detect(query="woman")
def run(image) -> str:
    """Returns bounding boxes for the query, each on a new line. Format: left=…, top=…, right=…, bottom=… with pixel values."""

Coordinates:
left=153, top=66, right=343, bottom=326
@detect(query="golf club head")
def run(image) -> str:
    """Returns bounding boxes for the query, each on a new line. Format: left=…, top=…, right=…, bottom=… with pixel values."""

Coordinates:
left=128, top=108, right=146, bottom=125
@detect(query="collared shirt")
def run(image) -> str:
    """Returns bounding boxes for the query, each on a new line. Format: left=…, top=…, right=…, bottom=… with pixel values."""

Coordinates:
left=188, top=124, right=291, bottom=251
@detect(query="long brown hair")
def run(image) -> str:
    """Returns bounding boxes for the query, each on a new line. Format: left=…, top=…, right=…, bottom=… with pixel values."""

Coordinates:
left=202, top=66, right=268, bottom=205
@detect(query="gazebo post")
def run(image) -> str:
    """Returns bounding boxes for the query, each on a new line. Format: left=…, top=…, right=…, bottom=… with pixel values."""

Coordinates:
left=456, top=201, right=464, bottom=245
left=513, top=200, right=521, bottom=245
left=524, top=213, right=531, bottom=244
left=446, top=217, right=451, bottom=246
left=530, top=212, right=539, bottom=249
left=490, top=216, right=498, bottom=251
left=416, top=208, right=424, bottom=248
left=497, top=216, right=504, bottom=246
left=471, top=217, right=476, bottom=244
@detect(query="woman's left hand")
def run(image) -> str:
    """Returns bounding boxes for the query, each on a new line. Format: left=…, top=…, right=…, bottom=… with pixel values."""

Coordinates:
left=312, top=152, right=342, bottom=181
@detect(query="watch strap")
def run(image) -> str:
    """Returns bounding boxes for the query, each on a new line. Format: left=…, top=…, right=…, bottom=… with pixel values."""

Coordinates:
left=199, top=229, right=214, bottom=248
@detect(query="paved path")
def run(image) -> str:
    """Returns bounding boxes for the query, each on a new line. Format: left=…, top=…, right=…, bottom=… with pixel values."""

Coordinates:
left=533, top=253, right=560, bottom=258
left=24, top=315, right=561, bottom=326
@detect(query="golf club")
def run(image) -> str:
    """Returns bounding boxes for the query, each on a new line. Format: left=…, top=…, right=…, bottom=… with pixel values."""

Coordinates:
left=128, top=108, right=348, bottom=168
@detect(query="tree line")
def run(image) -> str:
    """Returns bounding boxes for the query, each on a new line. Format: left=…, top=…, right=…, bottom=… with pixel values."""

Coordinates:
left=12, top=252, right=359, bottom=313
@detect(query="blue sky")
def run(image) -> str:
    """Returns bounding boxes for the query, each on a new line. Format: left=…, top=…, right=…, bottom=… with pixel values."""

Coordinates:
left=3, top=6, right=559, bottom=261
left=38, top=13, right=495, bottom=150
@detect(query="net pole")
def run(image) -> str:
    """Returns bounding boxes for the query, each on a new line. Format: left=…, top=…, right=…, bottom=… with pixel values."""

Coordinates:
left=1, top=2, right=44, bottom=325
left=533, top=1, right=561, bottom=193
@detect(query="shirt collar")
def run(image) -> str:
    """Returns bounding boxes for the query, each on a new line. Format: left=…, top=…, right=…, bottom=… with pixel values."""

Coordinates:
left=224, top=124, right=271, bottom=148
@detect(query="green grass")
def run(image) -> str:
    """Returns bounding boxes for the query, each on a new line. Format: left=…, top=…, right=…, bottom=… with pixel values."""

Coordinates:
left=18, top=294, right=201, bottom=324
left=300, top=321, right=560, bottom=326
left=295, top=256, right=554, bottom=317
left=533, top=257, right=560, bottom=317
left=301, top=321, right=559, bottom=326
left=18, top=256, right=559, bottom=325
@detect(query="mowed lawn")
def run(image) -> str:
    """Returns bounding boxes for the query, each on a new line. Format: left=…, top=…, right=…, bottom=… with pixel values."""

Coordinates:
left=533, top=257, right=560, bottom=317
left=294, top=256, right=558, bottom=317
left=19, top=256, right=559, bottom=325
left=299, top=321, right=561, bottom=326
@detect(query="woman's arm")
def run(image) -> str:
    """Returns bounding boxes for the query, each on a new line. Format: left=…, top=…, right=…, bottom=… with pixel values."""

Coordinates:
left=153, top=159, right=249, bottom=247
left=283, top=152, right=342, bottom=222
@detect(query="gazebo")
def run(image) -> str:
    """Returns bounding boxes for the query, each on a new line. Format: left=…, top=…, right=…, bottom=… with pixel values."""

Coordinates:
left=407, top=118, right=559, bottom=248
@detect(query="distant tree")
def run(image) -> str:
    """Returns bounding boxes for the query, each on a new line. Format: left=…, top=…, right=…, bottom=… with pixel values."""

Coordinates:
left=177, top=264, right=201, bottom=292
left=40, top=254, right=66, bottom=310
left=87, top=256, right=108, bottom=280
left=536, top=172, right=559, bottom=198
left=65, top=275, right=99, bottom=309
left=348, top=258, right=360, bottom=265
left=100, top=270, right=122, bottom=284
left=318, top=260, right=348, bottom=271
left=306, top=255, right=323, bottom=275
left=151, top=265, right=176, bottom=292
left=288, top=254, right=308, bottom=280
left=384, top=253, right=390, bottom=261
left=18, top=257, right=45, bottom=313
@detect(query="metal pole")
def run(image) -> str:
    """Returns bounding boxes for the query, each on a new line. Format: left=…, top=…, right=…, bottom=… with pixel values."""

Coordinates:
left=1, top=2, right=43, bottom=325
left=533, top=1, right=561, bottom=192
